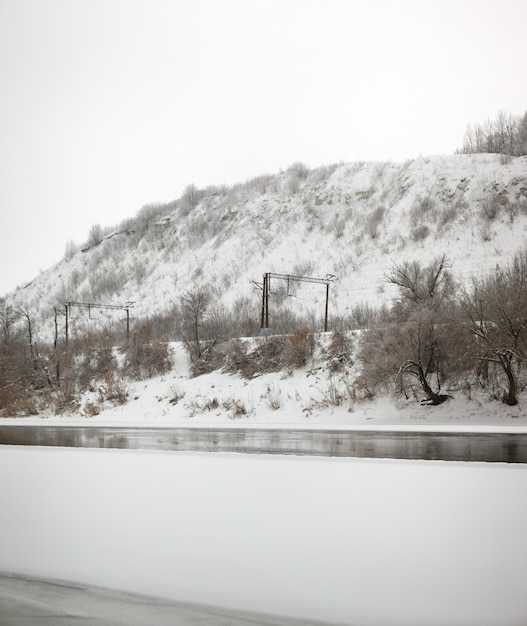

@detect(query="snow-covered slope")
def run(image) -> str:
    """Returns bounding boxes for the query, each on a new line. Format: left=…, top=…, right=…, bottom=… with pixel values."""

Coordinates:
left=6, top=153, right=527, bottom=341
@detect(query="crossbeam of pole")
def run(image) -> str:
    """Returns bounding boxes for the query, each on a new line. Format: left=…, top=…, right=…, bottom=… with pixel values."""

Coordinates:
left=266, top=272, right=334, bottom=286
left=66, top=301, right=134, bottom=311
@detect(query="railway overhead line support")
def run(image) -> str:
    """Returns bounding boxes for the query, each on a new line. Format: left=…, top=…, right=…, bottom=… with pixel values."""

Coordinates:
left=62, top=301, right=135, bottom=345
left=259, top=272, right=335, bottom=335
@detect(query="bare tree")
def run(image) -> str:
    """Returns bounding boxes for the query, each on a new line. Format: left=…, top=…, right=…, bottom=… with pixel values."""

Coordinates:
left=460, top=250, right=527, bottom=405
left=385, top=254, right=455, bottom=309
left=458, top=110, right=527, bottom=156
left=360, top=305, right=456, bottom=405
left=17, top=306, right=35, bottom=360
left=180, top=288, right=212, bottom=361
left=361, top=257, right=457, bottom=404
left=87, top=223, right=103, bottom=247
left=64, top=239, right=78, bottom=260
left=0, top=299, right=18, bottom=349
left=179, top=184, right=203, bottom=216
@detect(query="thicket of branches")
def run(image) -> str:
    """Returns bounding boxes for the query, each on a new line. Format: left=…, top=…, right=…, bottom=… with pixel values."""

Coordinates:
left=457, top=110, right=527, bottom=157
left=359, top=251, right=527, bottom=406
left=0, top=305, right=173, bottom=417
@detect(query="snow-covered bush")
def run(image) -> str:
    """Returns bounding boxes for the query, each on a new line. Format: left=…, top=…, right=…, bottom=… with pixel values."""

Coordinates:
left=411, top=224, right=430, bottom=241
left=480, top=195, right=500, bottom=221
left=364, top=205, right=386, bottom=239
left=409, top=195, right=436, bottom=227
left=122, top=323, right=172, bottom=380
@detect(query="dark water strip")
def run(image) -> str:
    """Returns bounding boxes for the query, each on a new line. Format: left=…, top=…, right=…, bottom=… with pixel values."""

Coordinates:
left=1, top=425, right=527, bottom=463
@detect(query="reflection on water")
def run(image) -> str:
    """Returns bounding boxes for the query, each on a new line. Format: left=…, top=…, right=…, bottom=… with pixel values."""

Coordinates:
left=0, top=426, right=526, bottom=463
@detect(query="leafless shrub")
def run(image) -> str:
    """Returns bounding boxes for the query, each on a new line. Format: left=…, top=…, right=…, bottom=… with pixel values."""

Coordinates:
left=83, top=401, right=100, bottom=416
left=168, top=386, right=185, bottom=405
left=0, top=383, right=43, bottom=417
left=253, top=336, right=287, bottom=374
left=347, top=375, right=375, bottom=402
left=480, top=224, right=493, bottom=242
left=87, top=223, right=103, bottom=247
left=286, top=328, right=315, bottom=368
left=411, top=224, right=430, bottom=241
left=98, top=372, right=129, bottom=405
left=222, top=339, right=255, bottom=378
left=123, top=323, right=172, bottom=380
left=77, top=345, right=117, bottom=389
left=346, top=303, right=386, bottom=329
left=307, top=374, right=347, bottom=409
left=222, top=336, right=287, bottom=379
left=222, top=396, right=248, bottom=419
left=365, top=206, right=386, bottom=239
left=245, top=174, right=274, bottom=195
left=187, top=395, right=220, bottom=416
left=52, top=374, right=79, bottom=414
left=332, top=214, right=346, bottom=238
left=287, top=161, right=310, bottom=180
left=190, top=346, right=226, bottom=377
left=262, top=384, right=282, bottom=410
left=518, top=198, right=527, bottom=216
left=325, top=330, right=353, bottom=373
left=373, top=162, right=386, bottom=178
left=480, top=196, right=500, bottom=221
left=135, top=203, right=166, bottom=234
left=284, top=162, right=309, bottom=196
left=438, top=204, right=458, bottom=228
left=307, top=162, right=340, bottom=184
left=286, top=173, right=301, bottom=196
left=409, top=196, right=436, bottom=227
left=64, top=239, right=79, bottom=260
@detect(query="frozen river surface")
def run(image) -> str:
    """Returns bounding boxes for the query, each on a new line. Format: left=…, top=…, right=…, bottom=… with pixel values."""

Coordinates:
left=0, top=574, right=337, bottom=626
left=1, top=446, right=527, bottom=625
left=1, top=425, right=527, bottom=462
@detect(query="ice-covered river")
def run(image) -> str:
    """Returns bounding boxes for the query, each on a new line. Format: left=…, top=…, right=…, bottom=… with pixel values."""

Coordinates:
left=1, top=444, right=527, bottom=626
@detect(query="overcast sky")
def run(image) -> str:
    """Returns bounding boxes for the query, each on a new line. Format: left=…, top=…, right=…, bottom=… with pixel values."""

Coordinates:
left=1, top=0, right=526, bottom=295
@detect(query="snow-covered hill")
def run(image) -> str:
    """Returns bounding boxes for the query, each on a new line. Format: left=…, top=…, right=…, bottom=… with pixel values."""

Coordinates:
left=6, top=153, right=527, bottom=342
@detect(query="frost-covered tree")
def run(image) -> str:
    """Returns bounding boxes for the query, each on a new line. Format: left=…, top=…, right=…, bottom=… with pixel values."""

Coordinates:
left=87, top=223, right=103, bottom=247
left=458, top=110, right=527, bottom=156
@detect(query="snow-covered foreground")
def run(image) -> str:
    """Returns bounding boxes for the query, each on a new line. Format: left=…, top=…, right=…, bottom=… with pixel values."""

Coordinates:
left=1, top=446, right=527, bottom=626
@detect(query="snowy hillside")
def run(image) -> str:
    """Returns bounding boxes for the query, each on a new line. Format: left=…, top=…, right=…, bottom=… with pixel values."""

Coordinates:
left=5, top=153, right=527, bottom=342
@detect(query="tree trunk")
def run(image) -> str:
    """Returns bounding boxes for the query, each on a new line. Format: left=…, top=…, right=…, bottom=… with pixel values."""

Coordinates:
left=418, top=365, right=451, bottom=405
left=501, top=356, right=518, bottom=406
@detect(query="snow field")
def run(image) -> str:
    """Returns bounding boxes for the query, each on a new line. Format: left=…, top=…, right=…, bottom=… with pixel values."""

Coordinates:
left=1, top=446, right=527, bottom=626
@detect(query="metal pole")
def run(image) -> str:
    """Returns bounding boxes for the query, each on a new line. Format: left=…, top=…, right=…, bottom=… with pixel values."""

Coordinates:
left=324, top=282, right=330, bottom=332
left=265, top=273, right=269, bottom=330
left=54, top=308, right=58, bottom=350
left=65, top=304, right=69, bottom=346
left=260, top=273, right=266, bottom=331
left=126, top=308, right=130, bottom=339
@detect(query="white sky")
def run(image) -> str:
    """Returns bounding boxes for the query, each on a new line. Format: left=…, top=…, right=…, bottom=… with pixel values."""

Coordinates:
left=1, top=0, right=526, bottom=296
